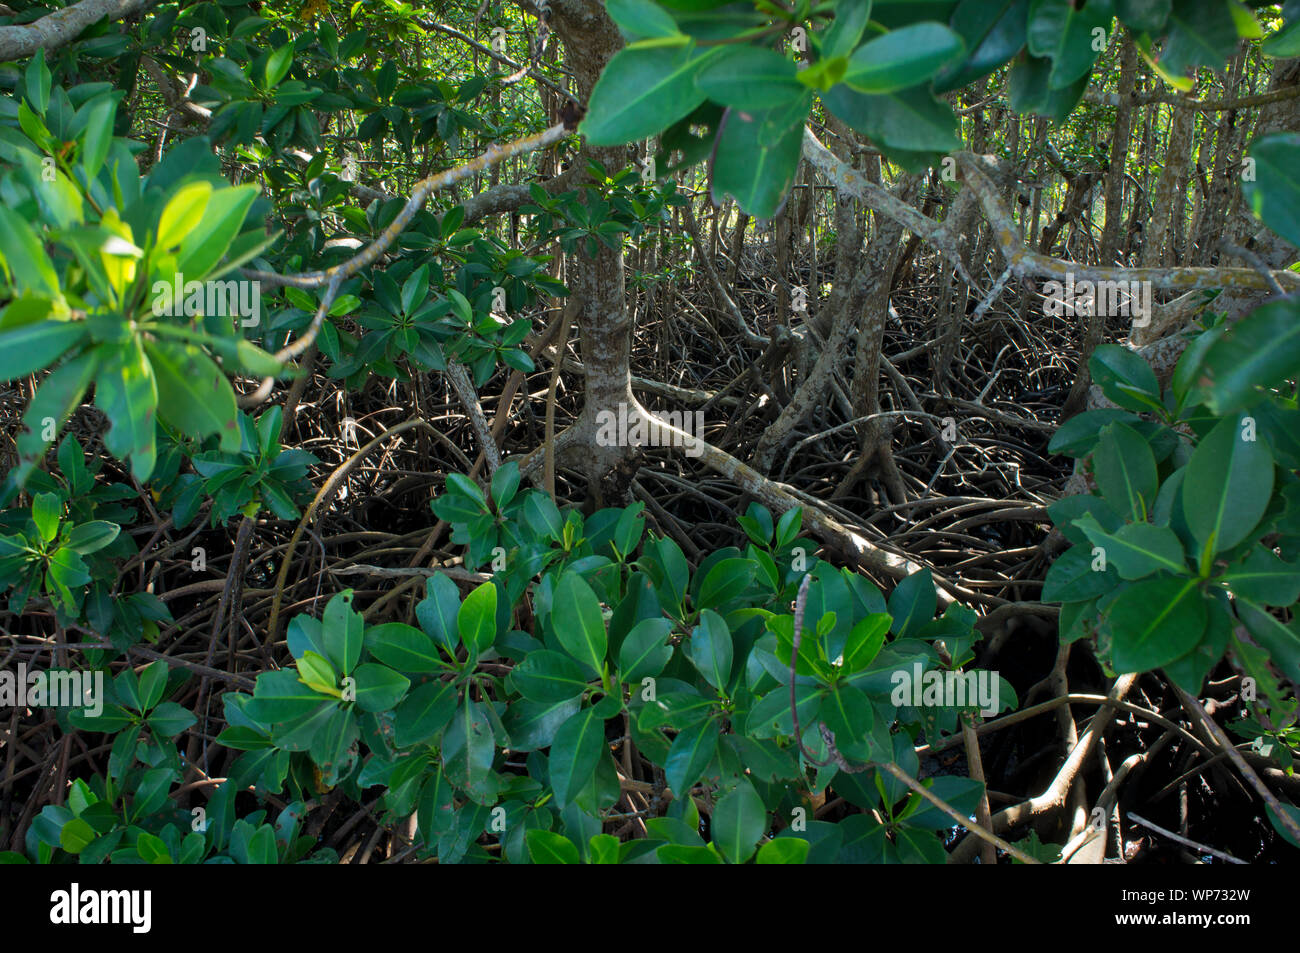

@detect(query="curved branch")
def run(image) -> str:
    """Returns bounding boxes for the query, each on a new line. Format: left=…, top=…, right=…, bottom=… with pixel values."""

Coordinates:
left=0, top=0, right=148, bottom=61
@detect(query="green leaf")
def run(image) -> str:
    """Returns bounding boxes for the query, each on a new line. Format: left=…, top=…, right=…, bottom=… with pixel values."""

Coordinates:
left=617, top=617, right=675, bottom=682
left=657, top=843, right=724, bottom=863
left=321, top=590, right=364, bottom=676
left=80, top=95, right=118, bottom=183
left=1222, top=546, right=1300, bottom=605
left=1237, top=601, right=1300, bottom=689
left=96, top=340, right=158, bottom=480
left=709, top=104, right=806, bottom=218
left=697, top=47, right=805, bottom=110
left=1007, top=52, right=1090, bottom=121
left=31, top=492, right=60, bottom=543
left=155, top=181, right=212, bottom=250
left=935, top=0, right=1031, bottom=93
left=689, top=609, right=733, bottom=692
left=1242, top=133, right=1300, bottom=249
left=1108, top=576, right=1207, bottom=672
left=63, top=520, right=119, bottom=555
left=841, top=614, right=889, bottom=671
left=823, top=82, right=961, bottom=153
left=581, top=44, right=716, bottom=144
left=524, top=493, right=565, bottom=540
left=1089, top=344, right=1162, bottom=413
left=823, top=0, right=873, bottom=59
left=888, top=568, right=936, bottom=639
left=458, top=580, right=498, bottom=659
left=246, top=669, right=329, bottom=724
left=843, top=23, right=965, bottom=93
left=297, top=650, right=338, bottom=695
left=1043, top=544, right=1117, bottom=602
left=1074, top=515, right=1188, bottom=580
left=441, top=697, right=496, bottom=804
left=1093, top=422, right=1158, bottom=521
left=177, top=184, right=260, bottom=280
left=364, top=622, right=444, bottom=673
left=1160, top=0, right=1241, bottom=79
left=1117, top=0, right=1170, bottom=33
left=1198, top=297, right=1300, bottom=413
left=0, top=320, right=86, bottom=382
left=525, top=829, right=581, bottom=864
left=548, top=705, right=605, bottom=808
left=392, top=679, right=458, bottom=746
left=1026, top=0, right=1111, bottom=90
left=490, top=462, right=521, bottom=510
left=820, top=684, right=875, bottom=762
left=416, top=573, right=462, bottom=656
left=1182, top=414, right=1274, bottom=554
left=59, top=817, right=98, bottom=855
left=349, top=663, right=410, bottom=712
left=1048, top=408, right=1136, bottom=458
left=698, top=557, right=757, bottom=609
left=137, top=660, right=168, bottom=712
left=309, top=704, right=358, bottom=784
left=265, top=42, right=295, bottom=89
left=755, top=836, right=810, bottom=863
left=515, top=650, right=594, bottom=706
left=711, top=778, right=766, bottom=864
left=503, top=695, right=582, bottom=751
left=607, top=0, right=683, bottom=40
left=665, top=714, right=718, bottom=796
left=553, top=572, right=608, bottom=677
left=0, top=207, right=60, bottom=297
left=144, top=339, right=240, bottom=453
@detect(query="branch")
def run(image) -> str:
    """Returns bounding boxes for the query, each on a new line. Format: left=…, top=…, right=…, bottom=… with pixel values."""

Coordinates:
left=802, top=128, right=977, bottom=288
left=954, top=151, right=1300, bottom=294
left=238, top=122, right=571, bottom=406
left=0, top=0, right=149, bottom=61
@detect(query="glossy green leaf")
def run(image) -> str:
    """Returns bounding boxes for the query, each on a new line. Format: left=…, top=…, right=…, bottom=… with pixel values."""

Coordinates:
left=755, top=836, right=810, bottom=864
left=617, top=617, right=675, bottom=682
left=458, top=580, right=498, bottom=659
left=145, top=339, right=240, bottom=453
left=553, top=572, right=608, bottom=677
left=1074, top=515, right=1188, bottom=580
left=321, top=590, right=364, bottom=676
left=711, top=778, right=766, bottom=863
left=843, top=23, right=965, bottom=93
left=1108, top=576, right=1207, bottom=672
left=581, top=44, right=716, bottom=144
left=416, top=573, right=462, bottom=656
left=665, top=713, right=718, bottom=796
left=888, top=568, right=936, bottom=639
left=548, top=705, right=605, bottom=808
left=709, top=105, right=805, bottom=219
left=1198, top=297, right=1300, bottom=413
left=0, top=320, right=86, bottom=382
left=1093, top=422, right=1158, bottom=521
left=349, top=663, right=410, bottom=712
left=689, top=609, right=733, bottom=691
left=1222, top=546, right=1300, bottom=605
left=1182, top=415, right=1274, bottom=554
left=364, top=622, right=444, bottom=673
left=525, top=829, right=581, bottom=864
left=698, top=47, right=805, bottom=109
left=512, top=649, right=594, bottom=703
